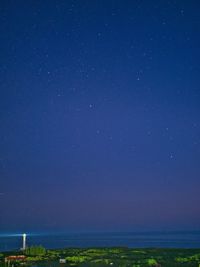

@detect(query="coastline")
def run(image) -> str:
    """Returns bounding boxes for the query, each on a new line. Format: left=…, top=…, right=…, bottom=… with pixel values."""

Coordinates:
left=1, top=247, right=200, bottom=267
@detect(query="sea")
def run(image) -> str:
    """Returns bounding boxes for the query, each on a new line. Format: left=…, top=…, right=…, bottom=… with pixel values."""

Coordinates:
left=0, top=231, right=200, bottom=252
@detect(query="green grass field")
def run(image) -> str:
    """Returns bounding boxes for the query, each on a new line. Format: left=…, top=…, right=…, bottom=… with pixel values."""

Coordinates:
left=1, top=247, right=200, bottom=266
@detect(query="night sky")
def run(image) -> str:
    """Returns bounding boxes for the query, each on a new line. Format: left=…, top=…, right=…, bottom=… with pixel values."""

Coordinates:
left=0, top=0, right=200, bottom=233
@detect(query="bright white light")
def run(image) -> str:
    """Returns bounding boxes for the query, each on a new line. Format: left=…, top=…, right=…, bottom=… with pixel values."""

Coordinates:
left=0, top=233, right=23, bottom=237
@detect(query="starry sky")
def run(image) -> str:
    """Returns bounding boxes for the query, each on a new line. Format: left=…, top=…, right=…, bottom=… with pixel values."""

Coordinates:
left=0, top=0, right=200, bottom=233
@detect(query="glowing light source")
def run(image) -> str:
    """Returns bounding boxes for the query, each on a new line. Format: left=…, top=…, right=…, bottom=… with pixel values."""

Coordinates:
left=22, top=233, right=26, bottom=250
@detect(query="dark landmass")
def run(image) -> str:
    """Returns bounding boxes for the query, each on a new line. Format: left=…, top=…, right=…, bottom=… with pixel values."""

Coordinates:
left=1, top=247, right=200, bottom=267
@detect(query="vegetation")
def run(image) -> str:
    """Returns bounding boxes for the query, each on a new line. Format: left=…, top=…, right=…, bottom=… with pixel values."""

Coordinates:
left=146, top=258, right=158, bottom=266
left=24, top=245, right=46, bottom=256
left=1, top=247, right=200, bottom=266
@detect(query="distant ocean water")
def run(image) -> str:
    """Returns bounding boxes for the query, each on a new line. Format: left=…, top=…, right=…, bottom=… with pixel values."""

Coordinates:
left=0, top=232, right=200, bottom=251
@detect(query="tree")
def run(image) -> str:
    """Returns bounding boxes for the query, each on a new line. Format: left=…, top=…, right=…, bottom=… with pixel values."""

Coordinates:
left=25, top=245, right=46, bottom=256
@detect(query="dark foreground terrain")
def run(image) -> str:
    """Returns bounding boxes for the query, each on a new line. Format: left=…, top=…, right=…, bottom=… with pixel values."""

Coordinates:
left=1, top=247, right=200, bottom=267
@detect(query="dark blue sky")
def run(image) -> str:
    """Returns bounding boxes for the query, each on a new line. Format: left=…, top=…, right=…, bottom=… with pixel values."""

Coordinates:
left=0, top=0, right=200, bottom=233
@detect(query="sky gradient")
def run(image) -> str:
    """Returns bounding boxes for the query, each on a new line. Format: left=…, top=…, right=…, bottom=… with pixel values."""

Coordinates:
left=0, top=0, right=200, bottom=233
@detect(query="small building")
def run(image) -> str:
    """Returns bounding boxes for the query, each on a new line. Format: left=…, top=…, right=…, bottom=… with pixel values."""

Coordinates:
left=59, top=259, right=66, bottom=264
left=5, top=255, right=26, bottom=263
